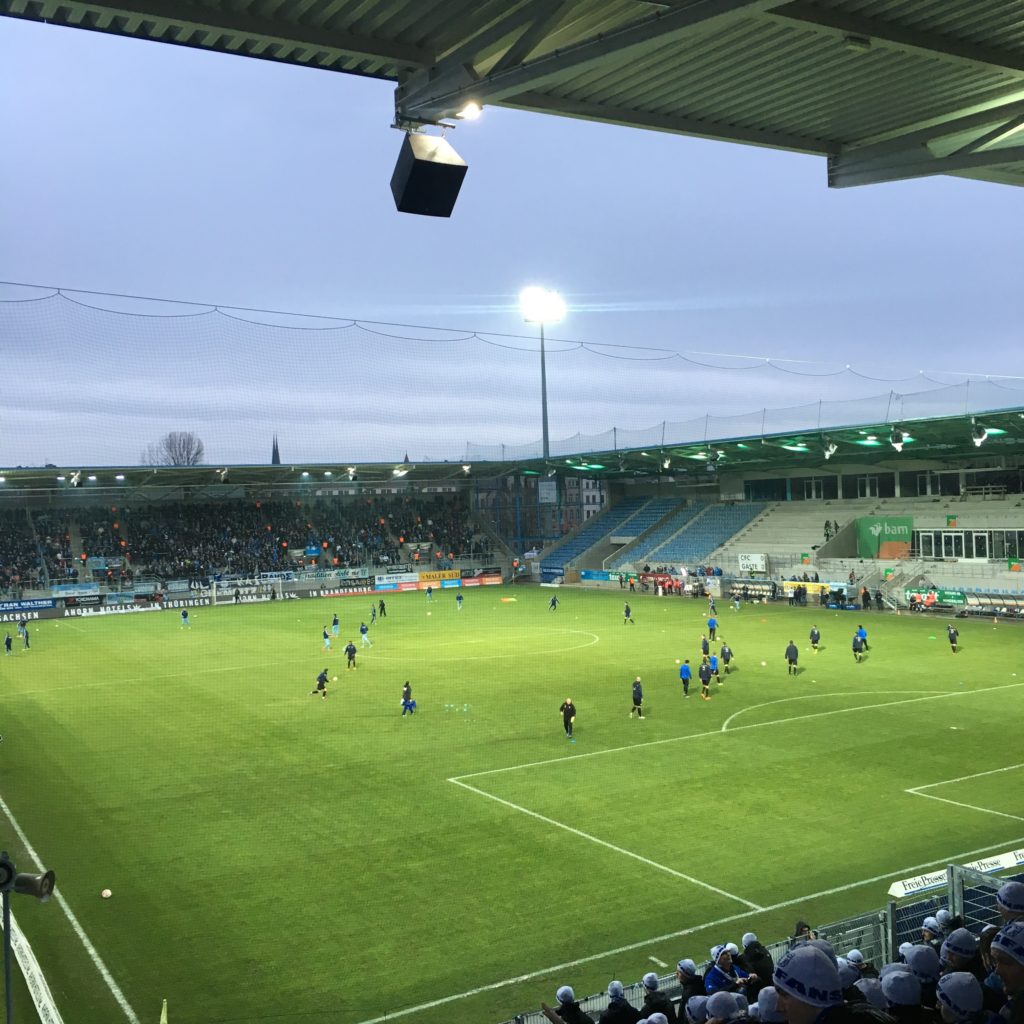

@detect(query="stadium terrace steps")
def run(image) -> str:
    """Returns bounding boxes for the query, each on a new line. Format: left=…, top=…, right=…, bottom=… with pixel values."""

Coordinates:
left=539, top=497, right=649, bottom=572
left=606, top=502, right=705, bottom=570
left=644, top=502, right=766, bottom=566
left=578, top=497, right=682, bottom=571
left=708, top=500, right=878, bottom=572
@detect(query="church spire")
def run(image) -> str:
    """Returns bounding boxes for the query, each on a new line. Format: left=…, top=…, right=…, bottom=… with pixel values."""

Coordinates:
left=271, top=435, right=281, bottom=465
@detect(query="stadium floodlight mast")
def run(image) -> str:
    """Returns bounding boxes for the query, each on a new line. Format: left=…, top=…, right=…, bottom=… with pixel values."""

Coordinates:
left=519, top=286, right=566, bottom=459
left=1, top=850, right=56, bottom=1024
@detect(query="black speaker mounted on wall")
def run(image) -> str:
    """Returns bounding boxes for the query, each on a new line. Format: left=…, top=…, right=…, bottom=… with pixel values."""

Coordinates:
left=390, top=133, right=468, bottom=218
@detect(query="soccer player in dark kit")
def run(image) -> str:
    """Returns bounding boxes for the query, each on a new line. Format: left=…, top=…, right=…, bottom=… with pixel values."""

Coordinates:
left=311, top=668, right=329, bottom=700
left=785, top=640, right=799, bottom=675
left=630, top=677, right=644, bottom=718
left=559, top=698, right=576, bottom=740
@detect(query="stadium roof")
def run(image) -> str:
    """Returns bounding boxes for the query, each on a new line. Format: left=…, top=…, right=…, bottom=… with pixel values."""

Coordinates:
left=3, top=408, right=1022, bottom=495
left=4, top=0, right=1023, bottom=189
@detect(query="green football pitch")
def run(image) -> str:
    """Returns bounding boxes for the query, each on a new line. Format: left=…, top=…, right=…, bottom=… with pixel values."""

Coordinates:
left=2, top=588, right=1023, bottom=1024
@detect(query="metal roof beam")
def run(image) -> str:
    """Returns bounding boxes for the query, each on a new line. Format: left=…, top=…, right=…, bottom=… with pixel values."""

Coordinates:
left=507, top=90, right=825, bottom=154
left=487, top=0, right=581, bottom=77
left=1, top=0, right=432, bottom=67
left=833, top=97, right=1024, bottom=164
left=770, top=3, right=1024, bottom=77
left=829, top=142, right=1024, bottom=187
left=397, top=0, right=788, bottom=123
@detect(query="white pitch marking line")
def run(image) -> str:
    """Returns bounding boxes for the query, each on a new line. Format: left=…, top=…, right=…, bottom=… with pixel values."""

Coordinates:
left=908, top=763, right=1024, bottom=791
left=719, top=690, right=946, bottom=732
left=350, top=833, right=1024, bottom=1024
left=453, top=682, right=1024, bottom=783
left=649, top=956, right=669, bottom=968
left=0, top=793, right=140, bottom=1024
left=448, top=778, right=762, bottom=910
left=906, top=791, right=1024, bottom=823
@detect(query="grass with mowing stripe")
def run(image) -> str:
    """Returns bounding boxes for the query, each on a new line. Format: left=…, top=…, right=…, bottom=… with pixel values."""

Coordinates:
left=1, top=588, right=1022, bottom=1024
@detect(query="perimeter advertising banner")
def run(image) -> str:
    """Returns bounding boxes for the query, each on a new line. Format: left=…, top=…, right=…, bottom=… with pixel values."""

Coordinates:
left=856, top=517, right=913, bottom=558
left=904, top=588, right=966, bottom=607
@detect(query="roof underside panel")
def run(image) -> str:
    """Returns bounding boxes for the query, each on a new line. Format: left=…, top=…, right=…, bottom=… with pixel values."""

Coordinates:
left=2, top=0, right=1023, bottom=187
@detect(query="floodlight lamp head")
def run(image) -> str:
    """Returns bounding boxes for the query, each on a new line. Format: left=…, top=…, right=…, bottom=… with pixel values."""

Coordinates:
left=824, top=439, right=838, bottom=460
left=890, top=429, right=904, bottom=453
left=456, top=101, right=482, bottom=121
left=462, top=464, right=471, bottom=474
left=519, top=286, right=566, bottom=325
left=662, top=457, right=671, bottom=470
left=971, top=421, right=988, bottom=447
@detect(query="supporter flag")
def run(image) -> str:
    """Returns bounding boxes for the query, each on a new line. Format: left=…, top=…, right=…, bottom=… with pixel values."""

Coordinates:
left=946, top=514, right=958, bottom=527
left=1010, top=559, right=1022, bottom=572
left=800, top=552, right=810, bottom=564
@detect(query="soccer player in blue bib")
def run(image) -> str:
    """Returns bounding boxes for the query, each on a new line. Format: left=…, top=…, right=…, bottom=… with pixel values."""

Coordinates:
left=323, top=627, right=331, bottom=651
left=359, top=621, right=372, bottom=647
left=679, top=658, right=692, bottom=697
left=332, top=613, right=339, bottom=638
left=707, top=615, right=718, bottom=641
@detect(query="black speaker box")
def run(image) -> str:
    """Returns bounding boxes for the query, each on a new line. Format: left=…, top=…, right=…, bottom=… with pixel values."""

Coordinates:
left=390, top=133, right=468, bottom=218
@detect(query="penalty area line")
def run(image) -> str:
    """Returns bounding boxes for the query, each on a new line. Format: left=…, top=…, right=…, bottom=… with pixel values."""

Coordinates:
left=0, top=792, right=141, bottom=1024
left=448, top=778, right=762, bottom=910
left=351, top=833, right=1024, bottom=1024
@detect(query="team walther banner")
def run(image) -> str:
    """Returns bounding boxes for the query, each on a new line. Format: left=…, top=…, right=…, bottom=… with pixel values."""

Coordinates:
left=856, top=517, right=913, bottom=558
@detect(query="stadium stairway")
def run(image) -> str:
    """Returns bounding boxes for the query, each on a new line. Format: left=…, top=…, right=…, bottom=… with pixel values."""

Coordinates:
left=646, top=502, right=766, bottom=566
left=606, top=502, right=705, bottom=570
left=538, top=496, right=651, bottom=574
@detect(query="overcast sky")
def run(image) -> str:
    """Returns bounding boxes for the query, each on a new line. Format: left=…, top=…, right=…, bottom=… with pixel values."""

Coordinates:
left=1, top=16, right=1022, bottom=466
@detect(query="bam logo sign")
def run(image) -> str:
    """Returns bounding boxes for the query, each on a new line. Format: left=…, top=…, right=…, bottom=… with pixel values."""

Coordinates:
left=857, top=517, right=913, bottom=559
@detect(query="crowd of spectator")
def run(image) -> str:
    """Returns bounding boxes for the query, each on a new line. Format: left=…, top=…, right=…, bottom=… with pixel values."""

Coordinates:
left=538, top=880, right=1024, bottom=1024
left=388, top=496, right=493, bottom=560
left=0, top=510, right=44, bottom=595
left=0, top=496, right=495, bottom=585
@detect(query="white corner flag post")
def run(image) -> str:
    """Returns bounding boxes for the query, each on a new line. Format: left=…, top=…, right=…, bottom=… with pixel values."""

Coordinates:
left=160, top=998, right=168, bottom=1023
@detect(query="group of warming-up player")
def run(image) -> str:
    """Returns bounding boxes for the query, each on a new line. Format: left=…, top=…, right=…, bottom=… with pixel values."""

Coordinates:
left=166, top=586, right=967, bottom=734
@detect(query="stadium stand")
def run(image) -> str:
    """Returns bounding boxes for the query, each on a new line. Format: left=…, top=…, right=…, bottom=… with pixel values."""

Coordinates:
left=643, top=503, right=766, bottom=567
left=0, top=509, right=43, bottom=595
left=539, top=496, right=648, bottom=573
left=607, top=502, right=704, bottom=570
left=707, top=500, right=878, bottom=574
left=12, top=497, right=491, bottom=584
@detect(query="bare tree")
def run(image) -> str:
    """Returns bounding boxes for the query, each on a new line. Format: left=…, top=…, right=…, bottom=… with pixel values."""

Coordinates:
left=141, top=431, right=205, bottom=466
